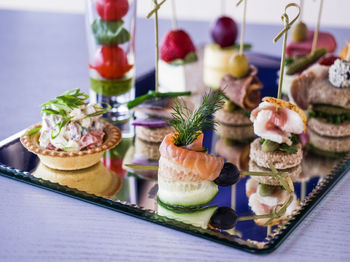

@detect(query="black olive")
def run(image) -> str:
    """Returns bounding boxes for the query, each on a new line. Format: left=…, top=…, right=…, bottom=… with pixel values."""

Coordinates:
left=214, top=162, right=240, bottom=186
left=209, top=207, right=238, bottom=230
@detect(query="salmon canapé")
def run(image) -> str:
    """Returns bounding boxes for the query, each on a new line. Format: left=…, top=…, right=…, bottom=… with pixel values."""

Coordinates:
left=159, top=133, right=224, bottom=182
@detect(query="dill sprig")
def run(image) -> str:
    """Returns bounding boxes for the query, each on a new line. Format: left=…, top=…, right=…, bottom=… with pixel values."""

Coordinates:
left=171, top=91, right=225, bottom=147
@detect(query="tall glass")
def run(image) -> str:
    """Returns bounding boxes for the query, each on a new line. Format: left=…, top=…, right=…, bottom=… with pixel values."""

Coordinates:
left=86, top=0, right=136, bottom=137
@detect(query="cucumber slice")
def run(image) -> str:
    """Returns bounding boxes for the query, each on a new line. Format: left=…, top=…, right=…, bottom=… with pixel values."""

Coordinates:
left=157, top=201, right=218, bottom=229
left=158, top=177, right=219, bottom=208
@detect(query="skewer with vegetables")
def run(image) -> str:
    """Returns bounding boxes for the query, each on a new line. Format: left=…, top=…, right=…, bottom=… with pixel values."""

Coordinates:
left=215, top=0, right=263, bottom=145
left=280, top=0, right=337, bottom=102
left=249, top=4, right=306, bottom=185
left=127, top=0, right=194, bottom=160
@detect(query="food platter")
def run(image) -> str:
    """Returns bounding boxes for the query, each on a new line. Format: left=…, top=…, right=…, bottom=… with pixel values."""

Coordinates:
left=1, top=65, right=349, bottom=254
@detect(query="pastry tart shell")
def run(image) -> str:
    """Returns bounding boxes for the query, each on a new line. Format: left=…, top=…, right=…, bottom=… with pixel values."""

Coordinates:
left=20, top=121, right=122, bottom=170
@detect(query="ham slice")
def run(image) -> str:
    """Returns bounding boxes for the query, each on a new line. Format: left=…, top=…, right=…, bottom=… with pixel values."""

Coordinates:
left=291, top=64, right=350, bottom=110
left=250, top=101, right=305, bottom=145
left=81, top=131, right=104, bottom=150
left=220, top=65, right=263, bottom=111
left=286, top=31, right=337, bottom=57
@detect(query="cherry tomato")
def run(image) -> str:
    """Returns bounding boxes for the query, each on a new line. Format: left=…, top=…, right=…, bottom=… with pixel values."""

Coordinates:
left=95, top=0, right=129, bottom=21
left=90, top=46, right=133, bottom=79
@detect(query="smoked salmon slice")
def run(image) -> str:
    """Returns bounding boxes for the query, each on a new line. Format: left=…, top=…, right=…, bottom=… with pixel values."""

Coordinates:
left=159, top=133, right=224, bottom=182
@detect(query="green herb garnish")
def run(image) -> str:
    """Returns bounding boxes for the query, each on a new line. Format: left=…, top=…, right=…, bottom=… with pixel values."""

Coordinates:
left=260, top=134, right=300, bottom=154
left=171, top=90, right=225, bottom=147
left=309, top=110, right=350, bottom=125
left=41, top=89, right=89, bottom=112
left=41, top=89, right=108, bottom=139
left=26, top=127, right=41, bottom=136
left=127, top=90, right=191, bottom=109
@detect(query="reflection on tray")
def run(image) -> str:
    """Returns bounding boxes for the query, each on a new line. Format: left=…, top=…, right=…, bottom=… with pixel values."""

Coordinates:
left=0, top=131, right=345, bottom=249
left=0, top=129, right=347, bottom=252
left=33, top=162, right=123, bottom=198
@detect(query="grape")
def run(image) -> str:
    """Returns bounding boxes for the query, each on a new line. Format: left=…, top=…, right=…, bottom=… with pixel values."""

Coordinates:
left=211, top=16, right=238, bottom=48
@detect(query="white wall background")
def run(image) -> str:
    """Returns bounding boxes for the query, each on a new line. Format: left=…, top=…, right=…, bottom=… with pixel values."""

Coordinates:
left=0, top=0, right=348, bottom=28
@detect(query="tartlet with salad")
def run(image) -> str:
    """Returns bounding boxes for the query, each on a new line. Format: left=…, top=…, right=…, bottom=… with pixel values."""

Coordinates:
left=20, top=89, right=121, bottom=170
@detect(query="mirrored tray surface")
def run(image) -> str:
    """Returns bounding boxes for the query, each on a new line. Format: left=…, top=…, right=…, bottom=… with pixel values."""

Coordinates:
left=1, top=60, right=350, bottom=254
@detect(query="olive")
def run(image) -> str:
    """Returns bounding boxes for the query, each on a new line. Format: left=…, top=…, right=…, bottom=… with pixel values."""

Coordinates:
left=291, top=21, right=308, bottom=43
left=229, top=53, right=250, bottom=79
left=214, top=162, right=240, bottom=187
left=209, top=206, right=238, bottom=230
left=259, top=183, right=277, bottom=197
left=223, top=100, right=236, bottom=112
left=261, top=140, right=279, bottom=152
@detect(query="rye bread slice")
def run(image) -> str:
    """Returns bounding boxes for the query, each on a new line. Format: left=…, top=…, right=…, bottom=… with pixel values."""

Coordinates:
left=216, top=123, right=255, bottom=141
left=214, top=108, right=252, bottom=126
left=249, top=138, right=302, bottom=169
left=136, top=125, right=174, bottom=143
left=308, top=128, right=350, bottom=153
left=308, top=117, right=350, bottom=137
left=135, top=137, right=161, bottom=161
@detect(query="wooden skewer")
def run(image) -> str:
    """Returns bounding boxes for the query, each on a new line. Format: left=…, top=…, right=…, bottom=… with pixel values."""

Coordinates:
left=239, top=0, right=247, bottom=55
left=153, top=0, right=160, bottom=92
left=299, top=0, right=304, bottom=22
left=273, top=3, right=300, bottom=100
left=221, top=0, right=226, bottom=15
left=171, top=0, right=178, bottom=30
left=311, top=0, right=324, bottom=53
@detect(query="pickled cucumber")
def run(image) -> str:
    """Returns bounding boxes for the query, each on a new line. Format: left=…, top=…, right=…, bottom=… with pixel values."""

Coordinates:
left=286, top=47, right=327, bottom=75
left=261, top=140, right=279, bottom=152
left=313, top=104, right=350, bottom=115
